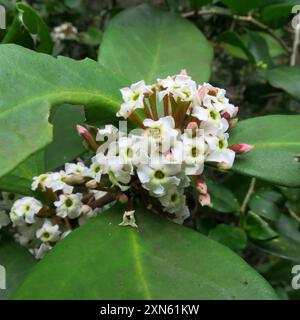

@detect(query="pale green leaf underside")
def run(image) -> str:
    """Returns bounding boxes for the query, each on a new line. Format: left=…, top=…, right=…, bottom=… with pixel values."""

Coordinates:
left=14, top=205, right=277, bottom=300
left=99, top=4, right=213, bottom=84
left=229, top=115, right=300, bottom=187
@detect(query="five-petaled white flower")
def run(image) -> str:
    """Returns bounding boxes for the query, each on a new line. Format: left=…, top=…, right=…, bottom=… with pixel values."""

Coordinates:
left=54, top=193, right=83, bottom=219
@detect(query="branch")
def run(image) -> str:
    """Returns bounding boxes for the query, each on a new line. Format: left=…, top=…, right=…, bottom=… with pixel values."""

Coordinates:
left=182, top=8, right=291, bottom=53
left=241, top=177, right=256, bottom=214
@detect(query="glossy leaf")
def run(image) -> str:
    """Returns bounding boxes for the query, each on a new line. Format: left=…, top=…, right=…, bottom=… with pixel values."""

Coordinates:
left=0, top=238, right=36, bottom=300
left=276, top=214, right=300, bottom=243
left=254, top=235, right=300, bottom=262
left=221, top=0, right=262, bottom=14
left=207, top=179, right=240, bottom=213
left=249, top=193, right=281, bottom=221
left=2, top=2, right=53, bottom=54
left=99, top=4, right=213, bottom=84
left=209, top=224, right=247, bottom=251
left=14, top=205, right=277, bottom=300
left=245, top=211, right=278, bottom=241
left=229, top=115, right=300, bottom=187
left=0, top=105, right=86, bottom=195
left=261, top=66, right=300, bottom=100
left=0, top=44, right=123, bottom=179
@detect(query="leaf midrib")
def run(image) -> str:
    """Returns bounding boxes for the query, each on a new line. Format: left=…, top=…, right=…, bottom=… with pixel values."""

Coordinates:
left=0, top=90, right=121, bottom=117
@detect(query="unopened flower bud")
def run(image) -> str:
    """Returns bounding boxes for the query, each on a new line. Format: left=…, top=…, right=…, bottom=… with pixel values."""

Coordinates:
left=232, top=107, right=239, bottom=117
left=116, top=192, right=129, bottom=204
left=217, top=162, right=232, bottom=170
left=76, top=124, right=99, bottom=151
left=85, top=179, right=98, bottom=189
left=80, top=204, right=93, bottom=215
left=194, top=176, right=207, bottom=195
left=229, top=118, right=238, bottom=128
left=229, top=143, right=254, bottom=154
left=199, top=193, right=212, bottom=207
left=63, top=175, right=86, bottom=185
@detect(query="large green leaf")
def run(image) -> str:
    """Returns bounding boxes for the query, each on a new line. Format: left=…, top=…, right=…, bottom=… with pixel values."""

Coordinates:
left=261, top=66, right=300, bottom=100
left=0, top=44, right=123, bottom=179
left=0, top=5, right=213, bottom=179
left=0, top=238, right=36, bottom=300
left=98, top=4, right=213, bottom=84
left=229, top=115, right=300, bottom=187
left=221, top=0, right=262, bottom=14
left=0, top=105, right=86, bottom=195
left=14, top=205, right=277, bottom=299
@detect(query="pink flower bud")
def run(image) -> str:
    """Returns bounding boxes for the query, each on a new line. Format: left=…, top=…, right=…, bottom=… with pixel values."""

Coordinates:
left=199, top=193, right=212, bottom=207
left=229, top=118, right=238, bottom=128
left=116, top=192, right=129, bottom=204
left=76, top=124, right=99, bottom=151
left=76, top=125, right=91, bottom=140
left=232, top=106, right=239, bottom=117
left=180, top=69, right=188, bottom=76
left=217, top=162, right=232, bottom=170
left=186, top=121, right=198, bottom=130
left=229, top=143, right=254, bottom=154
left=198, top=85, right=209, bottom=100
left=194, top=176, right=207, bottom=195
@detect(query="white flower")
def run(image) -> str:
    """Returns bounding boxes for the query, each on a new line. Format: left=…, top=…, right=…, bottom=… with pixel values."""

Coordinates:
left=54, top=193, right=83, bottom=219
left=143, top=116, right=179, bottom=153
left=173, top=205, right=190, bottom=224
left=96, top=124, right=118, bottom=142
left=1, top=192, right=21, bottom=208
left=65, top=162, right=89, bottom=176
left=107, top=156, right=132, bottom=191
left=32, top=243, right=52, bottom=260
left=182, top=139, right=206, bottom=175
left=36, top=220, right=61, bottom=243
left=88, top=153, right=107, bottom=182
left=159, top=187, right=186, bottom=213
left=31, top=173, right=50, bottom=191
left=78, top=205, right=98, bottom=226
left=205, top=134, right=235, bottom=167
left=158, top=74, right=196, bottom=102
left=10, top=197, right=43, bottom=226
left=119, top=210, right=138, bottom=228
left=14, top=233, right=36, bottom=248
left=137, top=160, right=181, bottom=197
left=117, top=80, right=152, bottom=118
left=0, top=210, right=10, bottom=229
left=44, top=171, right=73, bottom=194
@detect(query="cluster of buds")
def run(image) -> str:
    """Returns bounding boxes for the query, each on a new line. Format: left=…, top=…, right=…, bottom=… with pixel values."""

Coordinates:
left=0, top=71, right=253, bottom=259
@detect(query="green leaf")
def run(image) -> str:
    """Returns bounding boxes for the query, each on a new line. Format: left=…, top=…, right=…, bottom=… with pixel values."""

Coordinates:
left=0, top=44, right=123, bottom=179
left=260, top=66, right=300, bottom=100
left=209, top=224, right=247, bottom=251
left=249, top=194, right=281, bottom=221
left=98, top=4, right=213, bottom=84
left=2, top=2, right=53, bottom=54
left=218, top=31, right=255, bottom=63
left=247, top=31, right=272, bottom=67
left=253, top=234, right=300, bottom=262
left=14, top=205, right=277, bottom=299
left=221, top=0, right=262, bottom=14
left=206, top=179, right=240, bottom=213
left=0, top=238, right=36, bottom=300
left=245, top=211, right=278, bottom=240
left=229, top=115, right=300, bottom=187
left=260, top=2, right=296, bottom=27
left=276, top=214, right=300, bottom=243
left=0, top=104, right=86, bottom=195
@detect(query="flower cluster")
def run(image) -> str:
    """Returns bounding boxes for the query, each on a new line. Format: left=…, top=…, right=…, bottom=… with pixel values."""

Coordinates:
left=0, top=71, right=253, bottom=259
